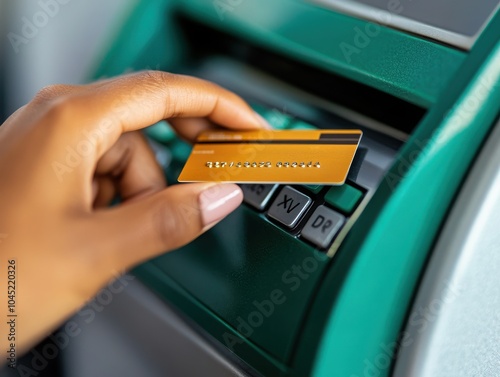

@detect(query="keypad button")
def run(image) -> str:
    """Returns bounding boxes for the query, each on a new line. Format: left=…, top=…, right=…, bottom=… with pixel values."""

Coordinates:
left=146, top=121, right=176, bottom=144
left=324, top=185, right=363, bottom=214
left=170, top=140, right=192, bottom=162
left=252, top=104, right=292, bottom=130
left=304, top=185, right=323, bottom=194
left=241, top=184, right=279, bottom=211
left=267, top=110, right=292, bottom=130
left=268, top=186, right=312, bottom=228
left=147, top=138, right=172, bottom=169
left=289, top=120, right=317, bottom=130
left=251, top=103, right=268, bottom=116
left=301, top=205, right=344, bottom=248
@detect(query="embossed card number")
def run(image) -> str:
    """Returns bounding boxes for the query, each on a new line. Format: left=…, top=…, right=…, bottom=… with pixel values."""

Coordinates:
left=178, top=129, right=362, bottom=185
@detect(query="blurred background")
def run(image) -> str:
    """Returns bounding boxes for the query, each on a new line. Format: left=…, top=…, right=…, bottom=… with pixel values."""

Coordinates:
left=1, top=1, right=136, bottom=375
left=0, top=0, right=137, bottom=123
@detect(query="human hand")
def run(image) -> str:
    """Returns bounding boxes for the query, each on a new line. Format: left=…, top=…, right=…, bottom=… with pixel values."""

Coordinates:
left=0, top=71, right=269, bottom=357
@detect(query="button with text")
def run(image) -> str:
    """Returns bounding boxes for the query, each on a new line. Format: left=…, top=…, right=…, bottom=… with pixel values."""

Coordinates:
left=301, top=205, right=344, bottom=248
left=241, top=184, right=279, bottom=211
left=268, top=186, right=311, bottom=228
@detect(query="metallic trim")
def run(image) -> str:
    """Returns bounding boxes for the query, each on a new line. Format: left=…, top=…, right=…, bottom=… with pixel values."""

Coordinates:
left=393, top=116, right=500, bottom=376
left=312, top=0, right=500, bottom=50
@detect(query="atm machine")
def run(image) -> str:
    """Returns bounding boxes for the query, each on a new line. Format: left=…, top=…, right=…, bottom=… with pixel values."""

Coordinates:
left=82, top=0, right=500, bottom=376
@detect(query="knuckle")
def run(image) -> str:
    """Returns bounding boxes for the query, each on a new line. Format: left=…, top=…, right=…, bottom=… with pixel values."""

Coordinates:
left=136, top=70, right=174, bottom=88
left=30, top=86, right=84, bottom=129
left=153, top=195, right=201, bottom=251
left=41, top=94, right=81, bottom=125
left=33, top=84, right=74, bottom=105
left=154, top=200, right=180, bottom=250
left=134, top=70, right=183, bottom=118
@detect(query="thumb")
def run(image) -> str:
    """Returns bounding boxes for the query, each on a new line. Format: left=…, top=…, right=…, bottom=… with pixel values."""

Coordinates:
left=90, top=183, right=243, bottom=270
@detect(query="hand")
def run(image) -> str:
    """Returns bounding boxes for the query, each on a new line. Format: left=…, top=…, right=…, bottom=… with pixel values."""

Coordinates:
left=0, top=71, right=269, bottom=357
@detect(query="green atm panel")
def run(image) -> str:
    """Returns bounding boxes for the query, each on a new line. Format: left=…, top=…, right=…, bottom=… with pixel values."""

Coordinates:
left=95, top=0, right=500, bottom=376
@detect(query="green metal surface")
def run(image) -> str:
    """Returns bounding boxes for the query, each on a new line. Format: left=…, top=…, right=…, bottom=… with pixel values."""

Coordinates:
left=178, top=0, right=465, bottom=107
left=141, top=205, right=329, bottom=374
left=92, top=1, right=500, bottom=376
left=308, top=23, right=500, bottom=377
left=135, top=260, right=290, bottom=376
left=92, top=0, right=185, bottom=79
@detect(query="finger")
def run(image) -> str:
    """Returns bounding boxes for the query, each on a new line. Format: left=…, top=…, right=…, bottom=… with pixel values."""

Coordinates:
left=168, top=117, right=218, bottom=142
left=44, top=71, right=270, bottom=161
left=89, top=183, right=243, bottom=270
left=92, top=176, right=117, bottom=208
left=95, top=131, right=166, bottom=204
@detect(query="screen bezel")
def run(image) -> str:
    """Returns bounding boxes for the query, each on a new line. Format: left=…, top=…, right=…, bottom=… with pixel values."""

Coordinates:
left=312, top=0, right=500, bottom=50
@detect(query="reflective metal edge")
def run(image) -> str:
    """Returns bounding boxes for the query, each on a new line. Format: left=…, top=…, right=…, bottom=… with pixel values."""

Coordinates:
left=393, top=115, right=500, bottom=376
left=312, top=0, right=500, bottom=50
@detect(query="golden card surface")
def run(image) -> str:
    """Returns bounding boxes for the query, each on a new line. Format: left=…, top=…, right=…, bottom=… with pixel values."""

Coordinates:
left=178, top=129, right=362, bottom=184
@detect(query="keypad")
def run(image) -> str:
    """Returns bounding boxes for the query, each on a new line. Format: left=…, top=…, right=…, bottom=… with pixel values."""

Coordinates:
left=240, top=184, right=279, bottom=211
left=268, top=186, right=312, bottom=228
left=146, top=101, right=366, bottom=252
left=301, top=206, right=344, bottom=248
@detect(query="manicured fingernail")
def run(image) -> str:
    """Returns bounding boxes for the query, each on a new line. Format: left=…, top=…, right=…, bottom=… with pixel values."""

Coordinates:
left=199, top=184, right=243, bottom=228
left=254, top=111, right=273, bottom=129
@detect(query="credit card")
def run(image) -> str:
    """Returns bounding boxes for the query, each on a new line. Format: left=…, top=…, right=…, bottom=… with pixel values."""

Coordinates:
left=178, top=129, right=362, bottom=185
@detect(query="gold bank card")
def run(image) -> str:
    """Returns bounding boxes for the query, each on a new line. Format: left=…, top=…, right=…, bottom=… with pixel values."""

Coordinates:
left=178, top=129, right=362, bottom=185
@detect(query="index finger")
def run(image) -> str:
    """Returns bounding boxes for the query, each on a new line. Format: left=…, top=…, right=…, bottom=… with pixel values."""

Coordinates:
left=47, top=71, right=268, bottom=158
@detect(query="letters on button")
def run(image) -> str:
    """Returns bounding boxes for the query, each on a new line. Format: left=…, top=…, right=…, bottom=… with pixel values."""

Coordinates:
left=301, top=205, right=344, bottom=249
left=241, top=184, right=278, bottom=211
left=267, top=186, right=312, bottom=228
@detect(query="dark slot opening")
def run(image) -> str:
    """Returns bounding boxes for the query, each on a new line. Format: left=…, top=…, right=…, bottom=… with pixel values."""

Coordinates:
left=174, top=13, right=426, bottom=135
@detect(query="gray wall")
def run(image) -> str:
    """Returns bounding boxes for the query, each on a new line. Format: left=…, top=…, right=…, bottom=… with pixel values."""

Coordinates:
left=2, top=0, right=137, bottom=118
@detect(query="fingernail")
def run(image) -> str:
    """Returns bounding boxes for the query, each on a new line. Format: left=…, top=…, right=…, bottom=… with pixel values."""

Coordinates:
left=199, top=184, right=243, bottom=228
left=254, top=111, right=273, bottom=129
